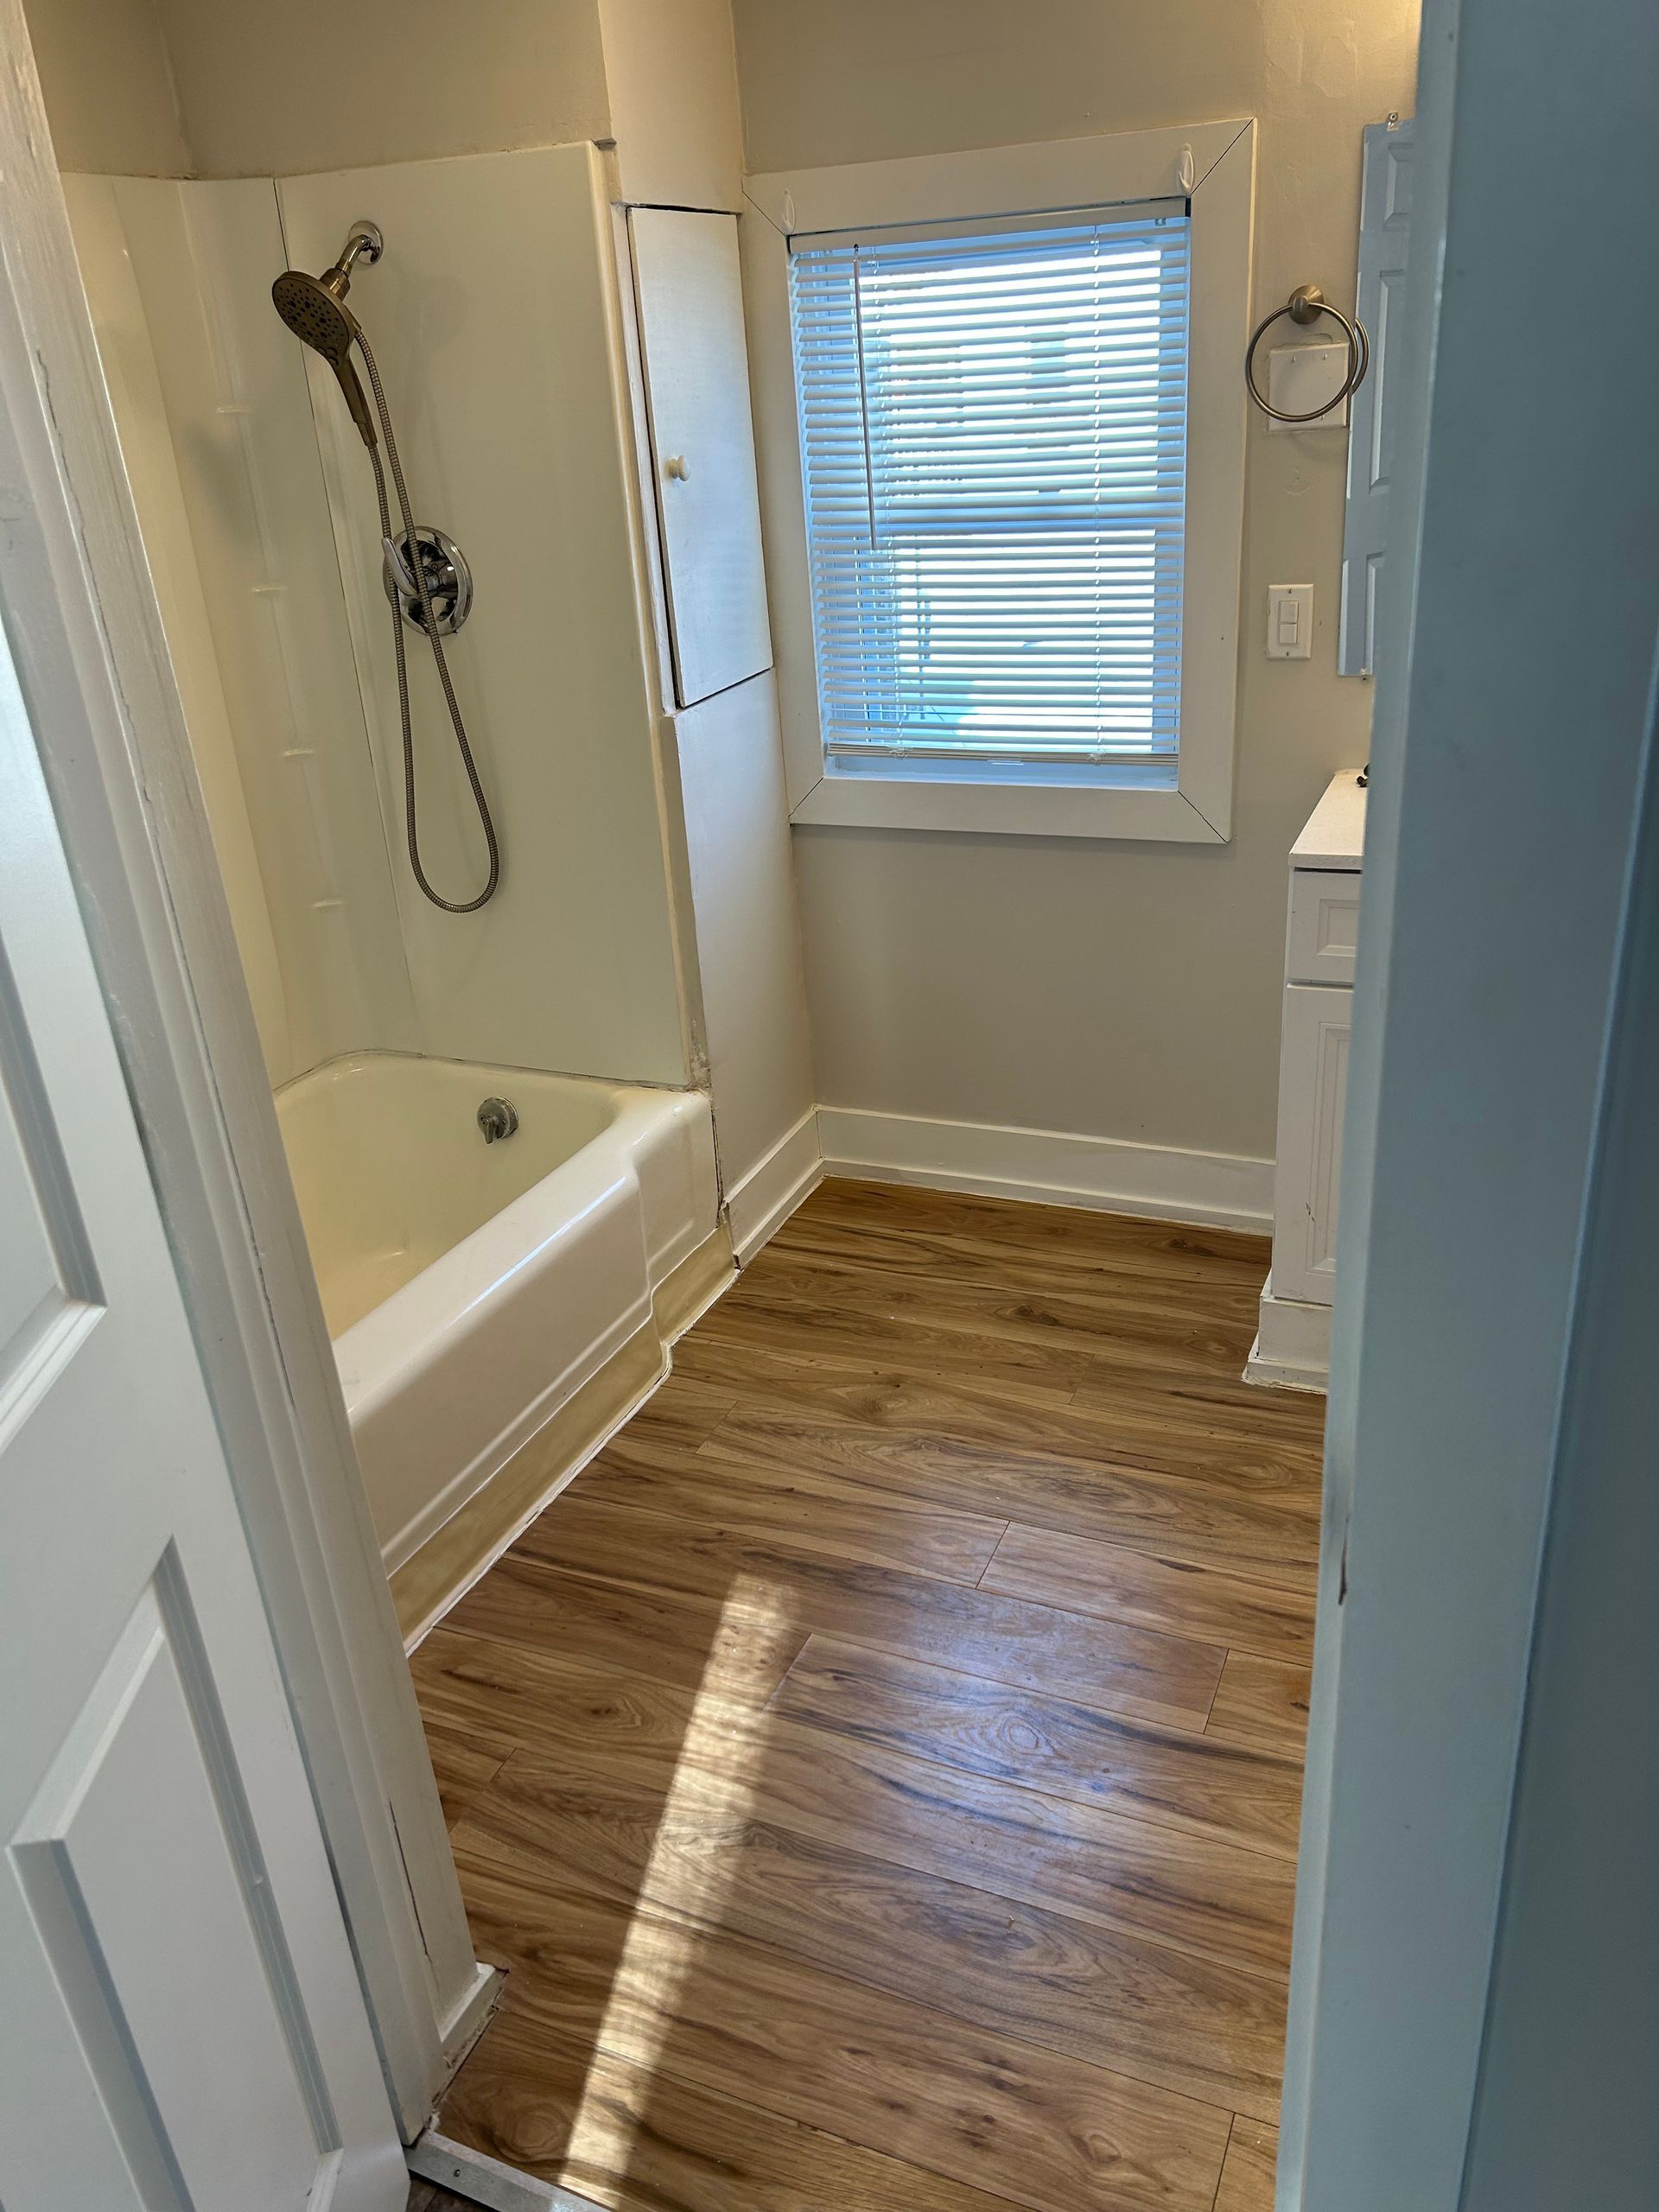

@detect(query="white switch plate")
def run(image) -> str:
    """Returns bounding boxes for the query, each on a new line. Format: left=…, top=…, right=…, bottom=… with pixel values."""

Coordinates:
left=1267, top=583, right=1314, bottom=659
left=1266, top=340, right=1351, bottom=433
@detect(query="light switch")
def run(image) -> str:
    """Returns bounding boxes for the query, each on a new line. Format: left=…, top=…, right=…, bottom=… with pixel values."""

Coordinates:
left=1267, top=583, right=1313, bottom=660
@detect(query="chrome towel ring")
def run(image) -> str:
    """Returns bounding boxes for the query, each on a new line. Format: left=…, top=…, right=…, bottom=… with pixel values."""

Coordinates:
left=1245, top=283, right=1370, bottom=423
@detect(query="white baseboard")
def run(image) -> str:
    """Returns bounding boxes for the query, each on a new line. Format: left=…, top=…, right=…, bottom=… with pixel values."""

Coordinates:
left=1244, top=1271, right=1332, bottom=1391
left=816, top=1105, right=1273, bottom=1232
left=724, top=1106, right=823, bottom=1262
left=435, top=1958, right=504, bottom=2084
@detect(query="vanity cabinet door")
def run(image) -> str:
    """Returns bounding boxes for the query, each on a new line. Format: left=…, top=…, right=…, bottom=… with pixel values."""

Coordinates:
left=1273, top=984, right=1353, bottom=1305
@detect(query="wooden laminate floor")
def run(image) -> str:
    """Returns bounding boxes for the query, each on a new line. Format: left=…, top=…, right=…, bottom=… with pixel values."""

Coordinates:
left=423, top=1179, right=1324, bottom=2212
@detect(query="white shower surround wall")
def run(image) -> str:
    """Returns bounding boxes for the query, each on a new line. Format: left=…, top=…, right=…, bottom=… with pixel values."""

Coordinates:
left=66, top=148, right=690, bottom=1094
left=278, top=143, right=690, bottom=1087
left=276, top=1052, right=718, bottom=1575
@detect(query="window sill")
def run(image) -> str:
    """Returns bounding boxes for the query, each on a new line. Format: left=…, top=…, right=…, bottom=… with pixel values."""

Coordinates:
left=789, top=766, right=1228, bottom=842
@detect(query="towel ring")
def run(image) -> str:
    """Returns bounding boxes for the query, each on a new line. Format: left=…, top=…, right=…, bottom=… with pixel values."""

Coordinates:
left=1245, top=283, right=1370, bottom=423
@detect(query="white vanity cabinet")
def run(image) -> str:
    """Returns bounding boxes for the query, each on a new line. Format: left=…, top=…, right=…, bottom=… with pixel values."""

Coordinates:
left=1246, top=772, right=1367, bottom=1390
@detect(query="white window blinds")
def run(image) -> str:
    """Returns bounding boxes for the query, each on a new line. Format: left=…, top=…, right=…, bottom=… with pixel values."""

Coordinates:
left=789, top=203, right=1191, bottom=772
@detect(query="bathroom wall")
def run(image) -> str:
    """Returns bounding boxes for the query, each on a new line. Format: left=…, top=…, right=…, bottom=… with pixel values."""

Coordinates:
left=734, top=0, right=1421, bottom=1175
left=143, top=0, right=610, bottom=178
left=28, top=0, right=737, bottom=200
left=24, top=0, right=189, bottom=175
left=598, top=0, right=745, bottom=213
left=601, top=17, right=817, bottom=1229
left=670, top=673, right=817, bottom=1236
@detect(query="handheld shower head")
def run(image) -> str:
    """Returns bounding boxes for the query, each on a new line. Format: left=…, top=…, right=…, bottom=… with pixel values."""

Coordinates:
left=266, top=220, right=501, bottom=912
left=270, top=221, right=384, bottom=447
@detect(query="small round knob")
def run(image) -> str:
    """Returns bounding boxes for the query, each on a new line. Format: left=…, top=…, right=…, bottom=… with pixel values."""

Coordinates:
left=664, top=454, right=690, bottom=480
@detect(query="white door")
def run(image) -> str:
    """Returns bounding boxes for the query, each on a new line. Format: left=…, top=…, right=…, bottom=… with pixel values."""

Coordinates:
left=0, top=612, right=406, bottom=2209
left=1338, top=117, right=1414, bottom=677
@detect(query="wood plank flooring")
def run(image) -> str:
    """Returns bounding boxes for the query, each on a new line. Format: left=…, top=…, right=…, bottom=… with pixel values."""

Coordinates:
left=407, top=2184, right=466, bottom=2211
left=425, top=1179, right=1325, bottom=2212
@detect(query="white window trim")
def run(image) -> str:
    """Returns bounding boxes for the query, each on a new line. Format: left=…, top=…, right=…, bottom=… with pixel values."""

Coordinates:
left=742, top=118, right=1255, bottom=842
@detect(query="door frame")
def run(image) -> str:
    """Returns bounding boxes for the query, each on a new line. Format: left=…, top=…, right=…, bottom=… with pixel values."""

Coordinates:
left=0, top=0, right=489, bottom=2136
left=10, top=0, right=1656, bottom=2189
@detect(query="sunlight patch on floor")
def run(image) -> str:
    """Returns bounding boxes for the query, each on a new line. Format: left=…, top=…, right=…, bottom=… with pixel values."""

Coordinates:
left=562, top=1572, right=791, bottom=2183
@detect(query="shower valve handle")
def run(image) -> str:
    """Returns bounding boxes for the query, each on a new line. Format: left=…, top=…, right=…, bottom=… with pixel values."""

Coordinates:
left=382, top=534, right=419, bottom=595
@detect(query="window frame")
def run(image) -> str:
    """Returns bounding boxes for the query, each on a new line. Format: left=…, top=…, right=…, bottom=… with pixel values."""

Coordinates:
left=743, top=119, right=1255, bottom=842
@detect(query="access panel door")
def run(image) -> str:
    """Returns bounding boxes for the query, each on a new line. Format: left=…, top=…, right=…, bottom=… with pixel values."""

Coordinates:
left=631, top=205, right=773, bottom=707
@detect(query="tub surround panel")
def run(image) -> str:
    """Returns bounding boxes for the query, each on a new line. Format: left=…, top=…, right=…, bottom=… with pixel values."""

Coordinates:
left=66, top=172, right=419, bottom=1084
left=111, top=175, right=422, bottom=1066
left=61, top=174, right=293, bottom=1084
left=70, top=149, right=693, bottom=1096
left=279, top=144, right=689, bottom=1088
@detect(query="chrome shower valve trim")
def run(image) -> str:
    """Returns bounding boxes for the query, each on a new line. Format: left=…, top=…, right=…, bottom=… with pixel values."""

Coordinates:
left=384, top=527, right=474, bottom=636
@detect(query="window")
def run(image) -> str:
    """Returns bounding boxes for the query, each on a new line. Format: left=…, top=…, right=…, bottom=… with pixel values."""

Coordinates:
left=747, top=121, right=1254, bottom=840
left=790, top=204, right=1191, bottom=783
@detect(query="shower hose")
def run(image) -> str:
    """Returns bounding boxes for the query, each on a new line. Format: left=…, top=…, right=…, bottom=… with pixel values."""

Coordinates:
left=356, top=326, right=500, bottom=913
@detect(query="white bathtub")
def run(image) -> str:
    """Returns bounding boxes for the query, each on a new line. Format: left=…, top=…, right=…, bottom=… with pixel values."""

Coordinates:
left=275, top=1053, right=720, bottom=1584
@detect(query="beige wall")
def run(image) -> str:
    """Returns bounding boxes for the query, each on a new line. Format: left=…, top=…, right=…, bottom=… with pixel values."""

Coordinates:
left=147, top=0, right=609, bottom=176
left=599, top=0, right=743, bottom=211
left=24, top=0, right=190, bottom=173
left=27, top=0, right=748, bottom=188
left=734, top=0, right=1419, bottom=1165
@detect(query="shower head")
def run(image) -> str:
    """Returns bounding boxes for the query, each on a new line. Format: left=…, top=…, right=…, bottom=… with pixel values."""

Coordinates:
left=270, top=221, right=384, bottom=448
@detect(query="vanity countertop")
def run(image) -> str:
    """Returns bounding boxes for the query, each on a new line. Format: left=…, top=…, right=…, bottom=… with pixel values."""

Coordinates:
left=1291, top=770, right=1368, bottom=871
